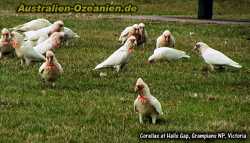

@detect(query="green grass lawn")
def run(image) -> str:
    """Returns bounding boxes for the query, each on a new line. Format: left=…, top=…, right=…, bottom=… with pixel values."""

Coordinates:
left=0, top=14, right=250, bottom=142
left=0, top=0, right=250, bottom=20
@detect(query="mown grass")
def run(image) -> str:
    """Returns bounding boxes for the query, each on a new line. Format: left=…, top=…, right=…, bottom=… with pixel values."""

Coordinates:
left=0, top=15, right=250, bottom=143
left=0, top=0, right=250, bottom=20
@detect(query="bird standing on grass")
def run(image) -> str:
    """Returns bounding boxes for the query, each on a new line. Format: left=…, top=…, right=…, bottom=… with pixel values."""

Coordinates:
left=137, top=23, right=148, bottom=48
left=148, top=47, right=190, bottom=63
left=94, top=36, right=137, bottom=73
left=193, top=42, right=242, bottom=71
left=39, top=50, right=63, bottom=87
left=0, top=28, right=13, bottom=58
left=134, top=78, right=163, bottom=124
left=156, top=30, right=175, bottom=48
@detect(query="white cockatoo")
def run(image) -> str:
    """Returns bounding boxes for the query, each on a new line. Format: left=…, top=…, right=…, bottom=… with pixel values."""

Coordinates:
left=148, top=47, right=190, bottom=63
left=156, top=30, right=175, bottom=48
left=119, top=24, right=139, bottom=44
left=137, top=23, right=148, bottom=48
left=95, top=36, right=137, bottom=72
left=33, top=32, right=65, bottom=55
left=39, top=50, right=63, bottom=86
left=11, top=31, right=45, bottom=65
left=194, top=42, right=242, bottom=70
left=0, top=28, right=13, bottom=58
left=134, top=78, right=163, bottom=124
left=11, top=18, right=51, bottom=32
left=23, top=20, right=64, bottom=44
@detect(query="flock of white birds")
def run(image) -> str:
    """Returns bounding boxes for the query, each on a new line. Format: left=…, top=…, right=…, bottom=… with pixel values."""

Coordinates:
left=0, top=18, right=242, bottom=124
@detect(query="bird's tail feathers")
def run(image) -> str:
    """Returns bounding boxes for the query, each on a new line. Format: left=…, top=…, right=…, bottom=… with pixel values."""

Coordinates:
left=230, top=62, right=242, bottom=68
left=183, top=54, right=190, bottom=59
left=94, top=63, right=104, bottom=70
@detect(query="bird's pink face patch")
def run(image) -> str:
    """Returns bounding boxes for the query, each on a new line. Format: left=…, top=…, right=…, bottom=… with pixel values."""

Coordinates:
left=51, top=34, right=63, bottom=48
left=11, top=39, right=20, bottom=49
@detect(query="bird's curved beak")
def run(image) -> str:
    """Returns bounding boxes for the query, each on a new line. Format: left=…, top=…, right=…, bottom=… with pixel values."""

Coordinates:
left=134, top=85, right=144, bottom=92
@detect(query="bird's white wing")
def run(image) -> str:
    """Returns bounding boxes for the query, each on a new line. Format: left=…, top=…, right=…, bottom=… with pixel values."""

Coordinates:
left=24, top=43, right=45, bottom=61
left=12, top=19, right=51, bottom=32
left=27, top=49, right=46, bottom=61
left=37, top=34, right=49, bottom=44
left=202, top=48, right=239, bottom=66
left=24, top=31, right=40, bottom=41
left=150, top=48, right=163, bottom=60
left=149, top=95, right=163, bottom=115
left=95, top=49, right=129, bottom=69
left=161, top=47, right=189, bottom=59
left=33, top=38, right=52, bottom=55
left=24, top=26, right=50, bottom=41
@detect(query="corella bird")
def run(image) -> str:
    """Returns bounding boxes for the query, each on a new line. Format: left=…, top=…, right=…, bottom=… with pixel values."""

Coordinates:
left=39, top=51, right=63, bottom=86
left=119, top=24, right=139, bottom=44
left=194, top=42, right=242, bottom=70
left=11, top=31, right=45, bottom=65
left=23, top=20, right=64, bottom=44
left=11, top=18, right=51, bottom=32
left=148, top=47, right=190, bottom=63
left=137, top=23, right=148, bottom=48
left=0, top=28, right=13, bottom=58
left=95, top=36, right=137, bottom=72
left=33, top=32, right=65, bottom=55
left=156, top=30, right=175, bottom=48
left=134, top=78, right=163, bottom=124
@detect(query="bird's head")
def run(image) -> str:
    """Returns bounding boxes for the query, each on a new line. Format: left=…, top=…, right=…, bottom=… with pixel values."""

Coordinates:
left=138, top=23, right=145, bottom=33
left=163, top=30, right=171, bottom=42
left=46, top=50, right=55, bottom=64
left=134, top=78, right=150, bottom=96
left=193, top=42, right=209, bottom=53
left=10, top=31, right=24, bottom=49
left=49, top=20, right=64, bottom=36
left=132, top=24, right=139, bottom=34
left=125, top=36, right=137, bottom=53
left=51, top=32, right=65, bottom=48
left=1, top=28, right=11, bottom=41
left=148, top=55, right=156, bottom=64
